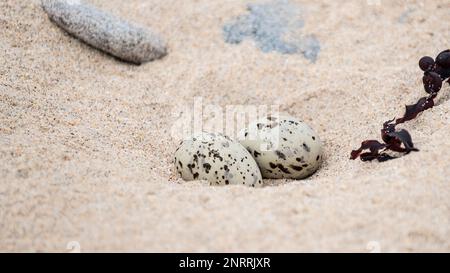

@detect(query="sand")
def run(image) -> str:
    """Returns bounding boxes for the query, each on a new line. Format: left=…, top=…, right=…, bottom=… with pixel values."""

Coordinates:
left=0, top=0, right=449, bottom=252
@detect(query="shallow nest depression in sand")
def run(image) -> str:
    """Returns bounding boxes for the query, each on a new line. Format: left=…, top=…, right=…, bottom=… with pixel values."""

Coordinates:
left=0, top=0, right=449, bottom=252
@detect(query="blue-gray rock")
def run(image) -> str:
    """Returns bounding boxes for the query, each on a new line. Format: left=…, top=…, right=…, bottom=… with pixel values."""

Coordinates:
left=223, top=0, right=320, bottom=62
left=41, top=0, right=167, bottom=64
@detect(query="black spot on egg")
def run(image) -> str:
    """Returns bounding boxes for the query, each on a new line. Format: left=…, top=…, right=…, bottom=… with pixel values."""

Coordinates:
left=303, top=143, right=310, bottom=152
left=203, top=163, right=211, bottom=173
left=290, top=165, right=303, bottom=171
left=275, top=151, right=286, bottom=160
left=277, top=164, right=291, bottom=174
left=187, top=163, right=195, bottom=174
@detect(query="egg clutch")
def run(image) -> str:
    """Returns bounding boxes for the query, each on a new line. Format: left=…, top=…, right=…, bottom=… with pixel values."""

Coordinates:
left=174, top=115, right=323, bottom=187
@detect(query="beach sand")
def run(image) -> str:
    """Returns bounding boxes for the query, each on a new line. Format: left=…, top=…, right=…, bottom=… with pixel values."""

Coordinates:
left=0, top=0, right=449, bottom=252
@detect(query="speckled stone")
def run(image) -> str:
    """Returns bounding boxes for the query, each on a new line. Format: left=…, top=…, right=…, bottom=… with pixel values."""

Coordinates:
left=41, top=0, right=167, bottom=64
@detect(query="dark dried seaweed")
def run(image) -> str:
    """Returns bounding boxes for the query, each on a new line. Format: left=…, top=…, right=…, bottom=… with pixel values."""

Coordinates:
left=351, top=50, right=449, bottom=162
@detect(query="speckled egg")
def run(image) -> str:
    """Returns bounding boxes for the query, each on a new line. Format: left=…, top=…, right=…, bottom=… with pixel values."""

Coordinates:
left=238, top=115, right=323, bottom=179
left=174, top=132, right=263, bottom=187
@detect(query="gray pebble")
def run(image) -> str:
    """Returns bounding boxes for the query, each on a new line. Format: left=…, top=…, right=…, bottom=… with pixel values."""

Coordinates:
left=41, top=0, right=167, bottom=64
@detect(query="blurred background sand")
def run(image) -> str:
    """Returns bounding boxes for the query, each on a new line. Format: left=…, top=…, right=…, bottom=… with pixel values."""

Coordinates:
left=0, top=0, right=449, bottom=252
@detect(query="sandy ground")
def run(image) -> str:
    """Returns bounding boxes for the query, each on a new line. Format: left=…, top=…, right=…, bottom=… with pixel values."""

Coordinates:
left=0, top=0, right=449, bottom=252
